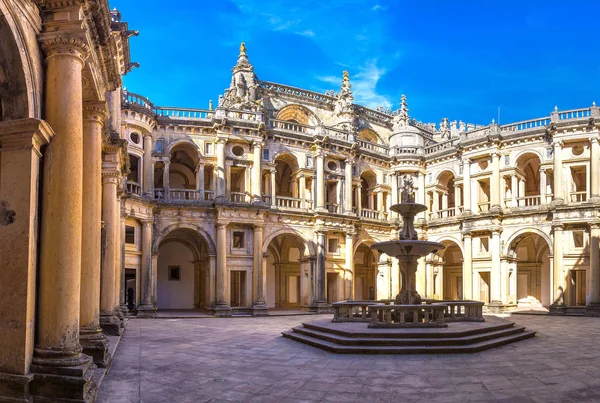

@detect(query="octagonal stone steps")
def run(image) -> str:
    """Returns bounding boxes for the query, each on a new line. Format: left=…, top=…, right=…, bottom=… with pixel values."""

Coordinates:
left=282, top=319, right=536, bottom=354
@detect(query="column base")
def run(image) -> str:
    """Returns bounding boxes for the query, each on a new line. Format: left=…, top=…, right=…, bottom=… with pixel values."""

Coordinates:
left=486, top=301, right=512, bottom=314
left=551, top=198, right=564, bottom=205
left=79, top=328, right=111, bottom=368
left=586, top=302, right=600, bottom=317
left=549, top=303, right=566, bottom=316
left=0, top=371, right=33, bottom=402
left=99, top=313, right=122, bottom=336
left=252, top=303, right=269, bottom=317
left=211, top=304, right=232, bottom=317
left=136, top=304, right=156, bottom=318
left=30, top=349, right=97, bottom=402
left=309, top=301, right=331, bottom=314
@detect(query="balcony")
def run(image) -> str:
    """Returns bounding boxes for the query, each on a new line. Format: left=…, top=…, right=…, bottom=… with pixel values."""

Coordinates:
left=517, top=195, right=541, bottom=207
left=230, top=192, right=247, bottom=203
left=432, top=207, right=458, bottom=220
left=570, top=191, right=587, bottom=203
left=477, top=202, right=490, bottom=213
left=327, top=203, right=340, bottom=214
left=360, top=209, right=380, bottom=220
left=277, top=196, right=302, bottom=209
left=126, top=181, right=141, bottom=195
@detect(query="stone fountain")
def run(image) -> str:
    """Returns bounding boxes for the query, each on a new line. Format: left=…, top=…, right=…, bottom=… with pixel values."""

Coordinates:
left=371, top=175, right=444, bottom=305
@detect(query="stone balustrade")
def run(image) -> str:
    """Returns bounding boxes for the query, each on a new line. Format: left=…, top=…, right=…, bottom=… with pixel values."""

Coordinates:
left=424, top=300, right=484, bottom=322
left=277, top=196, right=302, bottom=209
left=368, top=304, right=448, bottom=328
left=331, top=301, right=385, bottom=323
left=126, top=180, right=141, bottom=195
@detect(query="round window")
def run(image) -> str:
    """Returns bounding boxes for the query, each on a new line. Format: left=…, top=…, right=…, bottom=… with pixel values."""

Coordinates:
left=572, top=145, right=584, bottom=156
left=232, top=146, right=244, bottom=157
left=130, top=132, right=140, bottom=144
left=327, top=161, right=338, bottom=171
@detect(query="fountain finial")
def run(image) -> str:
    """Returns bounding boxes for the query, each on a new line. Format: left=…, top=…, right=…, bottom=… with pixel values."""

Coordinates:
left=400, top=175, right=415, bottom=203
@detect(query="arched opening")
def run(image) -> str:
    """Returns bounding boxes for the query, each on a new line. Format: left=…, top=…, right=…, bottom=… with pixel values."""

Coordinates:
left=354, top=243, right=377, bottom=300
left=276, top=104, right=318, bottom=126
left=157, top=228, right=211, bottom=310
left=512, top=153, right=542, bottom=207
left=357, top=128, right=380, bottom=144
left=436, top=241, right=464, bottom=300
left=265, top=233, right=310, bottom=309
left=169, top=143, right=198, bottom=190
left=435, top=171, right=458, bottom=218
left=507, top=232, right=551, bottom=308
left=360, top=170, right=378, bottom=215
left=274, top=154, right=298, bottom=197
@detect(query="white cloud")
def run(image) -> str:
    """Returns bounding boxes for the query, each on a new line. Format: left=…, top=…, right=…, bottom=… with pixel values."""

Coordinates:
left=316, top=75, right=340, bottom=85
left=298, top=29, right=315, bottom=37
left=351, top=60, right=392, bottom=109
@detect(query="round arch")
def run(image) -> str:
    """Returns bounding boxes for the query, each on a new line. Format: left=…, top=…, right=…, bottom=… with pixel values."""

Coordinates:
left=435, top=168, right=457, bottom=184
left=513, top=149, right=544, bottom=165
left=504, top=227, right=553, bottom=256
left=434, top=236, right=465, bottom=256
left=153, top=223, right=216, bottom=255
left=273, top=152, right=300, bottom=172
left=262, top=228, right=315, bottom=257
left=165, top=138, right=201, bottom=158
left=357, top=128, right=384, bottom=144
left=276, top=104, right=321, bottom=126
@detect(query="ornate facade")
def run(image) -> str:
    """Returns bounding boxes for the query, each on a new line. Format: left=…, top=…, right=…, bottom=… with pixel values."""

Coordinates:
left=122, top=44, right=600, bottom=318
left=1, top=0, right=599, bottom=401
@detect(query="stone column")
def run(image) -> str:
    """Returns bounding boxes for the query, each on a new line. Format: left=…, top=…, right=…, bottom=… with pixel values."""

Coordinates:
left=588, top=224, right=600, bottom=305
left=252, top=141, right=263, bottom=203
left=79, top=103, right=109, bottom=367
left=511, top=174, right=518, bottom=207
left=270, top=168, right=277, bottom=208
left=391, top=173, right=398, bottom=219
left=215, top=137, right=226, bottom=201
left=462, top=159, right=471, bottom=213
left=299, top=174, right=306, bottom=208
left=208, top=255, right=217, bottom=306
left=356, top=184, right=362, bottom=216
left=310, top=231, right=328, bottom=311
left=33, top=29, right=96, bottom=399
left=196, top=162, right=205, bottom=199
left=591, top=137, right=600, bottom=200
left=163, top=160, right=170, bottom=197
left=491, top=152, right=501, bottom=209
left=143, top=133, right=153, bottom=196
left=519, top=179, right=526, bottom=206
left=119, top=214, right=127, bottom=314
left=418, top=172, right=426, bottom=219
left=344, top=158, right=353, bottom=214
left=552, top=224, right=565, bottom=305
left=193, top=262, right=201, bottom=308
left=100, top=164, right=122, bottom=335
left=345, top=233, right=354, bottom=299
left=137, top=220, right=156, bottom=317
left=500, top=258, right=509, bottom=305
left=252, top=224, right=267, bottom=315
left=315, top=152, right=326, bottom=212
left=454, top=186, right=461, bottom=215
left=490, top=230, right=502, bottom=303
left=214, top=222, right=231, bottom=316
left=0, top=119, right=53, bottom=397
left=462, top=232, right=473, bottom=300
left=540, top=168, right=547, bottom=204
left=552, top=141, right=564, bottom=203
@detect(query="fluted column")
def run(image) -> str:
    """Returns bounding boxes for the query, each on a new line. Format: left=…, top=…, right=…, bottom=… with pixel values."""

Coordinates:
left=462, top=233, right=473, bottom=300
left=252, top=141, right=263, bottom=203
left=270, top=168, right=277, bottom=208
left=79, top=103, right=109, bottom=367
left=591, top=137, right=600, bottom=200
left=215, top=137, right=226, bottom=201
left=462, top=159, right=471, bottom=213
left=143, top=133, right=153, bottom=196
left=33, top=28, right=95, bottom=397
left=252, top=225, right=267, bottom=314
left=344, top=159, right=353, bottom=214
left=137, top=220, right=156, bottom=317
left=315, top=151, right=326, bottom=212
left=553, top=141, right=564, bottom=203
left=214, top=222, right=231, bottom=316
left=490, top=230, right=502, bottom=303
left=552, top=224, right=565, bottom=304
left=345, top=233, right=354, bottom=299
left=589, top=224, right=600, bottom=304
left=491, top=152, right=501, bottom=209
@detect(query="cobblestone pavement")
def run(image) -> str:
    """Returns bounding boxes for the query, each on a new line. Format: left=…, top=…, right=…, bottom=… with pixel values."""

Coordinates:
left=97, top=314, right=600, bottom=402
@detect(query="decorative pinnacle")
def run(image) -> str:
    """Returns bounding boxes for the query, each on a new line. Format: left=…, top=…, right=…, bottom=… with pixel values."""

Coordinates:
left=239, top=42, right=247, bottom=56
left=234, top=42, right=252, bottom=71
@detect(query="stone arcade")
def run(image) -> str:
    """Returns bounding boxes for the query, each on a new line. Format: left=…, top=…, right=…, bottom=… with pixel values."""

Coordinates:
left=2, top=0, right=600, bottom=401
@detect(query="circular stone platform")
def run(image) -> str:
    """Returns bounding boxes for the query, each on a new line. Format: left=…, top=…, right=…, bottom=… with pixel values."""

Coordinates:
left=282, top=315, right=535, bottom=354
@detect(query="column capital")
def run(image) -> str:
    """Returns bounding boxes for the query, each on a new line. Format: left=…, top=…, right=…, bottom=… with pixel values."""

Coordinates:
left=253, top=223, right=265, bottom=230
left=552, top=140, right=564, bottom=148
left=216, top=137, right=228, bottom=145
left=140, top=219, right=153, bottom=227
left=589, top=223, right=600, bottom=231
left=39, top=30, right=89, bottom=64
left=462, top=230, right=472, bottom=238
left=216, top=222, right=228, bottom=229
left=250, top=140, right=264, bottom=150
left=83, top=102, right=108, bottom=124
left=589, top=136, right=600, bottom=145
left=552, top=223, right=565, bottom=231
left=345, top=231, right=355, bottom=239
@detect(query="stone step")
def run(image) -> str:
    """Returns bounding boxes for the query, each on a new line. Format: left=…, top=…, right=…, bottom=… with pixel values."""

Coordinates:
left=301, top=320, right=516, bottom=339
left=282, top=328, right=536, bottom=354
left=290, top=324, right=528, bottom=347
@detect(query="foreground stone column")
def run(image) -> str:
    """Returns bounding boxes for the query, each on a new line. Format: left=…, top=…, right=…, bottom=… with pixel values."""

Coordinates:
left=137, top=220, right=156, bottom=317
left=252, top=225, right=268, bottom=315
left=310, top=230, right=329, bottom=311
left=143, top=133, right=153, bottom=196
left=490, top=152, right=501, bottom=210
left=214, top=222, right=231, bottom=316
left=587, top=224, right=600, bottom=311
left=345, top=233, right=354, bottom=299
left=33, top=29, right=97, bottom=401
left=315, top=152, right=326, bottom=212
left=462, top=159, right=471, bottom=214
left=591, top=137, right=600, bottom=200
left=79, top=103, right=110, bottom=368
left=462, top=233, right=473, bottom=300
left=100, top=152, right=122, bottom=335
left=490, top=230, right=502, bottom=303
left=251, top=141, right=263, bottom=203
left=215, top=138, right=226, bottom=201
left=552, top=224, right=565, bottom=306
left=552, top=141, right=564, bottom=203
left=270, top=168, right=277, bottom=208
left=344, top=159, right=353, bottom=214
left=0, top=119, right=53, bottom=400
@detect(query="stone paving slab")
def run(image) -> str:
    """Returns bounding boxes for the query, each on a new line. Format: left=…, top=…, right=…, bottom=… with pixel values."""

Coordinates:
left=98, top=314, right=600, bottom=402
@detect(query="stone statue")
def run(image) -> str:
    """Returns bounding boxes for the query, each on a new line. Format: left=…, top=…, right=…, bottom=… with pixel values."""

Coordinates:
left=400, top=175, right=415, bottom=203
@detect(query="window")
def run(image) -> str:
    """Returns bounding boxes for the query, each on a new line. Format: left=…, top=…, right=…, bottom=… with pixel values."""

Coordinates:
left=480, top=237, right=489, bottom=253
left=328, top=238, right=339, bottom=254
left=306, top=155, right=314, bottom=168
left=204, top=142, right=214, bottom=155
left=125, top=226, right=135, bottom=244
left=504, top=155, right=510, bottom=165
left=327, top=161, right=338, bottom=171
left=232, top=145, right=244, bottom=157
left=168, top=266, right=180, bottom=281
left=263, top=149, right=270, bottom=161
left=232, top=231, right=245, bottom=249
left=573, top=231, right=584, bottom=248
left=155, top=139, right=164, bottom=153
left=129, top=132, right=140, bottom=144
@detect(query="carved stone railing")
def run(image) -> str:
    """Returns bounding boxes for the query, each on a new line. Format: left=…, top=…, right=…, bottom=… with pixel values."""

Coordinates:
left=258, top=81, right=335, bottom=104
left=327, top=203, right=339, bottom=214
left=501, top=117, right=551, bottom=133
left=277, top=196, right=302, bottom=209
left=424, top=300, right=484, bottom=322
left=324, top=126, right=353, bottom=142
left=360, top=208, right=379, bottom=220
left=357, top=139, right=388, bottom=155
left=332, top=301, right=385, bottom=323
left=155, top=107, right=213, bottom=120
left=559, top=107, right=591, bottom=120
left=169, top=189, right=201, bottom=201
left=126, top=180, right=141, bottom=195
left=226, top=109, right=263, bottom=122
left=392, top=146, right=422, bottom=156
left=424, top=137, right=460, bottom=155
left=230, top=191, right=247, bottom=203
left=203, top=190, right=214, bottom=201
left=570, top=191, right=587, bottom=203
left=368, top=304, right=448, bottom=328
left=478, top=201, right=490, bottom=213
left=517, top=195, right=541, bottom=207
left=154, top=188, right=165, bottom=199
left=269, top=119, right=314, bottom=134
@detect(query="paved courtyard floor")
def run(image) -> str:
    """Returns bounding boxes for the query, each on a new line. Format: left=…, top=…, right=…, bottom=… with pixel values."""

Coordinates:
left=98, top=314, right=600, bottom=402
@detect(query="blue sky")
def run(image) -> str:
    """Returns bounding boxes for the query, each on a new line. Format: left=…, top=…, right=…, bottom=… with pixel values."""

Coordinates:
left=113, top=0, right=600, bottom=126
